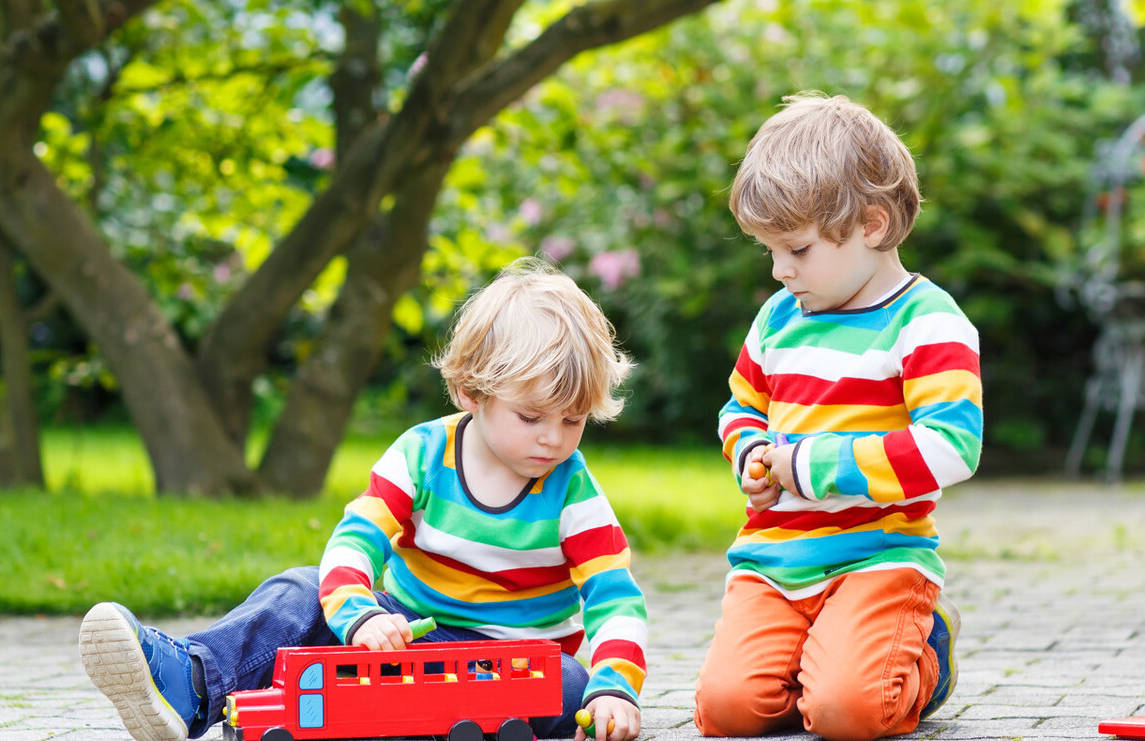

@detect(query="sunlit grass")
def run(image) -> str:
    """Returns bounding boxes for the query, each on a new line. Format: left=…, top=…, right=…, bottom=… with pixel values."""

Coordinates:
left=5, top=426, right=744, bottom=616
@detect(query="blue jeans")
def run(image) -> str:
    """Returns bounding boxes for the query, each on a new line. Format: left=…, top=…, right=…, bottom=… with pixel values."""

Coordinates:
left=185, top=566, right=585, bottom=738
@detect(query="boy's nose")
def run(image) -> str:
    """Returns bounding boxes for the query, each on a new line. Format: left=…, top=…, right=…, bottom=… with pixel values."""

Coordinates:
left=772, top=258, right=794, bottom=281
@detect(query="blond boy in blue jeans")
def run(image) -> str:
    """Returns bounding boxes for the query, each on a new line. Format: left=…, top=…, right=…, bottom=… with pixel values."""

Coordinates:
left=693, top=93, right=983, bottom=740
left=80, top=258, right=646, bottom=741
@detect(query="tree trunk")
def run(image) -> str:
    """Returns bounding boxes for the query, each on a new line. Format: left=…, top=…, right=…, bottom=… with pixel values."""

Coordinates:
left=1, top=0, right=720, bottom=496
left=259, top=161, right=450, bottom=494
left=0, top=153, right=255, bottom=494
left=0, top=237, right=43, bottom=488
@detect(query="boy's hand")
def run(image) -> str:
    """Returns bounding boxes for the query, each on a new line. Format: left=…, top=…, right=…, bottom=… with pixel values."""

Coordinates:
left=741, top=445, right=780, bottom=512
left=760, top=443, right=795, bottom=494
left=574, top=696, right=641, bottom=741
left=350, top=613, right=413, bottom=651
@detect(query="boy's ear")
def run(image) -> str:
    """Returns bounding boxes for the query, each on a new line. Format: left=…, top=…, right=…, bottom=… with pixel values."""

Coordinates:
left=862, top=206, right=890, bottom=248
left=457, top=388, right=480, bottom=413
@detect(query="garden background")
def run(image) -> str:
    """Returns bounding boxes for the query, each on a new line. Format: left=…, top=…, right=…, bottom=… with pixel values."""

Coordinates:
left=3, top=0, right=1145, bottom=616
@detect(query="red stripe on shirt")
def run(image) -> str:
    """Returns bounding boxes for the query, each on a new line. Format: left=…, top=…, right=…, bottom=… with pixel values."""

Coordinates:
left=734, top=345, right=768, bottom=390
left=418, top=550, right=573, bottom=591
left=743, top=498, right=935, bottom=532
left=557, top=631, right=584, bottom=657
left=902, top=342, right=979, bottom=379
left=591, top=638, right=646, bottom=670
left=884, top=430, right=940, bottom=496
left=562, top=524, right=628, bottom=564
left=318, top=565, right=372, bottom=599
left=769, top=373, right=906, bottom=407
left=366, top=472, right=414, bottom=522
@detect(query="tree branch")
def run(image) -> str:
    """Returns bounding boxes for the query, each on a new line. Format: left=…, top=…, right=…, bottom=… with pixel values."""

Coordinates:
left=444, top=0, right=722, bottom=147
left=420, top=0, right=524, bottom=92
left=1, top=0, right=43, bottom=37
left=0, top=0, right=158, bottom=140
left=331, top=3, right=382, bottom=162
left=195, top=0, right=525, bottom=429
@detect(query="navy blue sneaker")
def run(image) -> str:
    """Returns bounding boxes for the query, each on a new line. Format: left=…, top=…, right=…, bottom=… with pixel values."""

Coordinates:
left=920, top=592, right=961, bottom=720
left=79, top=602, right=204, bottom=741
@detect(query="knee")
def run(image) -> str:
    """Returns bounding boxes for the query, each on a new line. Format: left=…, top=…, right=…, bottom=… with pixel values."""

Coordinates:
left=259, top=566, right=321, bottom=603
left=800, top=681, right=887, bottom=741
left=532, top=653, right=587, bottom=737
left=693, top=669, right=793, bottom=737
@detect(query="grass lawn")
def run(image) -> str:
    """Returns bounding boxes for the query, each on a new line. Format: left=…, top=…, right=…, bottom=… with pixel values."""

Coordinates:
left=3, top=426, right=746, bottom=616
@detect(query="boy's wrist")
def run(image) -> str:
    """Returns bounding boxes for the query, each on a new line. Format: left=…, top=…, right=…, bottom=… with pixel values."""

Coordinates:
left=343, top=607, right=390, bottom=645
left=736, top=439, right=770, bottom=477
left=582, top=689, right=640, bottom=710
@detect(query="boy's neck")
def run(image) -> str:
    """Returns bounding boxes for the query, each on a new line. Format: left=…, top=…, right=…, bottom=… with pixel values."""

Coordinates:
left=837, top=251, right=911, bottom=311
left=456, top=414, right=535, bottom=509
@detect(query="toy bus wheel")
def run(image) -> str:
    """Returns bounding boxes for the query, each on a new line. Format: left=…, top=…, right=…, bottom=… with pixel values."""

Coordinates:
left=497, top=718, right=531, bottom=741
left=260, top=729, right=294, bottom=741
left=447, top=719, right=483, bottom=741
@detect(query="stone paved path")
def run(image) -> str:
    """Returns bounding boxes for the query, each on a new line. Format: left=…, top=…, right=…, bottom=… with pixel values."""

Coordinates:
left=3, top=480, right=1145, bottom=740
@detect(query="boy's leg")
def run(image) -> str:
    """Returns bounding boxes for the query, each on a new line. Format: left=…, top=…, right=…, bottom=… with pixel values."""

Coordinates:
left=81, top=565, right=337, bottom=740
left=796, top=569, right=940, bottom=741
left=185, top=565, right=338, bottom=736
left=79, top=602, right=204, bottom=741
left=693, top=575, right=806, bottom=736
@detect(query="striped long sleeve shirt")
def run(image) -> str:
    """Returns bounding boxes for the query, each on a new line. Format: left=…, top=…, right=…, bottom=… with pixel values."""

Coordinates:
left=718, top=275, right=983, bottom=596
left=319, top=412, right=648, bottom=706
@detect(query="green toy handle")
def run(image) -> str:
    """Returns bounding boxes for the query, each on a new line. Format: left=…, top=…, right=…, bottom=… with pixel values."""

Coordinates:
left=409, top=616, right=437, bottom=639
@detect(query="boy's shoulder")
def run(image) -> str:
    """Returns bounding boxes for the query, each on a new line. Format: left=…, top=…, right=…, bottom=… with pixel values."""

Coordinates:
left=384, top=412, right=467, bottom=463
left=891, top=275, right=974, bottom=323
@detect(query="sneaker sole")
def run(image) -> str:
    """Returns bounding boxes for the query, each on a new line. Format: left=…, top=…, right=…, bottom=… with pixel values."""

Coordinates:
left=934, top=591, right=961, bottom=693
left=78, top=602, right=189, bottom=741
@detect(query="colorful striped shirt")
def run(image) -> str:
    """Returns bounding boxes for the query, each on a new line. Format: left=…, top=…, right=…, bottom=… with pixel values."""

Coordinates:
left=718, top=275, right=983, bottom=596
left=319, top=412, right=648, bottom=706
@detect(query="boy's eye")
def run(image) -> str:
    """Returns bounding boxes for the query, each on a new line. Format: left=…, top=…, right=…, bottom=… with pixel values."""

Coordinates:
left=791, top=245, right=810, bottom=256
left=517, top=414, right=540, bottom=424
left=563, top=417, right=584, bottom=426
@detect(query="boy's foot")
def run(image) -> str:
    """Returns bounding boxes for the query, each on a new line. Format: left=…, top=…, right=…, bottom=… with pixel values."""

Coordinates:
left=79, top=602, right=203, bottom=741
left=920, top=591, right=961, bottom=720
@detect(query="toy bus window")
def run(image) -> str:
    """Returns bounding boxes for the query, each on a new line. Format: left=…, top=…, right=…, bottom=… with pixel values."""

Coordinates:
left=376, top=661, right=409, bottom=684
left=424, top=659, right=459, bottom=683
left=299, top=693, right=323, bottom=728
left=473, top=657, right=501, bottom=680
left=299, top=662, right=323, bottom=690
left=335, top=664, right=368, bottom=685
left=511, top=656, right=544, bottom=678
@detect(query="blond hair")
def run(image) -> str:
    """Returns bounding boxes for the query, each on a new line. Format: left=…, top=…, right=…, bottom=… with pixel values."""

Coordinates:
left=433, top=257, right=633, bottom=421
left=729, top=92, right=921, bottom=249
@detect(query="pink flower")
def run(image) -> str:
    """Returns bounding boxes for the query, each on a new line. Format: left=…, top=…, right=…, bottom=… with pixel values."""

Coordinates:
left=213, top=264, right=231, bottom=283
left=519, top=198, right=543, bottom=225
left=309, top=148, right=335, bottom=171
left=486, top=223, right=511, bottom=243
left=588, top=248, right=640, bottom=290
left=540, top=235, right=576, bottom=262
left=409, top=52, right=428, bottom=79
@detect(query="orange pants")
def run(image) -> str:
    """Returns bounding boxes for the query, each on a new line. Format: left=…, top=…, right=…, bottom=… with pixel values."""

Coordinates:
left=693, top=568, right=940, bottom=741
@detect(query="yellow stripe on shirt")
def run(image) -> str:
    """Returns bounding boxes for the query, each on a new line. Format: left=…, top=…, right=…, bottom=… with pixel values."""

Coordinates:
left=398, top=548, right=574, bottom=603
left=769, top=400, right=911, bottom=434
left=348, top=495, right=404, bottom=537
left=904, top=368, right=983, bottom=408
left=570, top=551, right=631, bottom=588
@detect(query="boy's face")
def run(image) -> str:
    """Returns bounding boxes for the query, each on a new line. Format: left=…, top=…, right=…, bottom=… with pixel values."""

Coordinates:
left=459, top=390, right=588, bottom=481
left=754, top=216, right=902, bottom=313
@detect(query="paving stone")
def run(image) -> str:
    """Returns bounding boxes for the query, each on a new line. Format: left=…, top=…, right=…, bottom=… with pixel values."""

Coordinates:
left=3, top=480, right=1145, bottom=740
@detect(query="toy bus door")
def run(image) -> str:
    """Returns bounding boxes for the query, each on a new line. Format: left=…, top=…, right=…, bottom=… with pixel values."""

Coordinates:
left=297, top=661, right=325, bottom=730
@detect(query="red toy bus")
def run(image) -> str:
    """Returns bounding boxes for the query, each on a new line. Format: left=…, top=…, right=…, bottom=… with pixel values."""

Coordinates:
left=221, top=639, right=562, bottom=741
